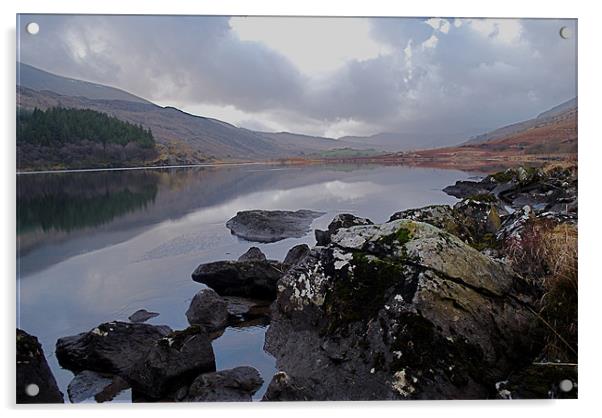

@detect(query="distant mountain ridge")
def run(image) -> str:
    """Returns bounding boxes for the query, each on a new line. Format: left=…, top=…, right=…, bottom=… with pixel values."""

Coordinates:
left=16, top=63, right=366, bottom=163
left=339, top=132, right=457, bottom=152
left=18, top=63, right=152, bottom=105
left=16, top=63, right=577, bottom=168
left=463, top=98, right=577, bottom=146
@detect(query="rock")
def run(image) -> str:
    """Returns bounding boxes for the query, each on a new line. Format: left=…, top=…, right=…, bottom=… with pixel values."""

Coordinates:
left=180, top=366, right=263, bottom=402
left=222, top=296, right=261, bottom=316
left=185, top=289, right=230, bottom=332
left=17, top=329, right=64, bottom=403
left=496, top=206, right=534, bottom=242
left=221, top=296, right=271, bottom=327
left=495, top=364, right=578, bottom=399
left=92, top=375, right=130, bottom=403
left=389, top=205, right=458, bottom=230
left=442, top=178, right=496, bottom=199
left=263, top=371, right=309, bottom=401
left=444, top=166, right=578, bottom=219
left=192, top=259, right=284, bottom=300
left=264, top=219, right=541, bottom=400
left=283, top=244, right=310, bottom=267
left=238, top=247, right=267, bottom=262
left=226, top=209, right=325, bottom=243
left=56, top=321, right=172, bottom=377
left=389, top=201, right=507, bottom=251
left=128, top=309, right=160, bottom=323
left=128, top=327, right=216, bottom=399
left=67, top=370, right=129, bottom=403
left=315, top=214, right=373, bottom=246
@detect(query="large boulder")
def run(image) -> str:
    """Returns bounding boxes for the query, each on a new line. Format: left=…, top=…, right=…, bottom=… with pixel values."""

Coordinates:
left=56, top=321, right=172, bottom=376
left=264, top=219, right=542, bottom=400
left=185, top=288, right=230, bottom=332
left=192, top=259, right=284, bottom=300
left=226, top=209, right=325, bottom=243
left=390, top=200, right=506, bottom=251
left=315, top=213, right=373, bottom=246
left=128, top=327, right=216, bottom=400
left=17, top=329, right=64, bottom=403
left=178, top=366, right=263, bottom=402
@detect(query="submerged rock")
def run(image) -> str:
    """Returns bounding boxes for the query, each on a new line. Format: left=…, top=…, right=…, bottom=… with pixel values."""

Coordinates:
left=129, top=327, right=216, bottom=400
left=67, top=370, right=129, bottom=403
left=185, top=288, right=230, bottom=332
left=56, top=321, right=172, bottom=377
left=226, top=209, right=325, bottom=243
left=192, top=259, right=284, bottom=300
left=128, top=309, right=160, bottom=323
left=264, top=218, right=541, bottom=400
left=17, top=329, right=64, bottom=404
left=179, top=366, right=263, bottom=402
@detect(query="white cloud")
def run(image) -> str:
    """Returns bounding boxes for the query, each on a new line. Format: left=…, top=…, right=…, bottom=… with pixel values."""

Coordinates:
left=422, top=34, right=439, bottom=49
left=18, top=15, right=577, bottom=141
left=426, top=18, right=450, bottom=34
left=464, top=18, right=523, bottom=44
left=229, top=16, right=391, bottom=76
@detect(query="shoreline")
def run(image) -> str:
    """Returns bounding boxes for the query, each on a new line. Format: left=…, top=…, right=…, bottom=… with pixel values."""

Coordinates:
left=16, top=152, right=576, bottom=175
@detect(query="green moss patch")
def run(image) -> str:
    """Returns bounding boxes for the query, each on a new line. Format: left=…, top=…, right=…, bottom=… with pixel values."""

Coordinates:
left=323, top=253, right=404, bottom=332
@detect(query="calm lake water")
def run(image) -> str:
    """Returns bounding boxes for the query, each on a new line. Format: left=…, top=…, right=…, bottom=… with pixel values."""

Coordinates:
left=16, top=163, right=472, bottom=402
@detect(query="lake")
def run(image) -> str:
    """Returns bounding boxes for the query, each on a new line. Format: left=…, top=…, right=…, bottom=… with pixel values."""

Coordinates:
left=16, top=163, right=472, bottom=402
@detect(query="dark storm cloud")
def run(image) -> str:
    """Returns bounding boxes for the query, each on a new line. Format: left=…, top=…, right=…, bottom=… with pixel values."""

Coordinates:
left=18, top=15, right=305, bottom=111
left=17, top=15, right=577, bottom=140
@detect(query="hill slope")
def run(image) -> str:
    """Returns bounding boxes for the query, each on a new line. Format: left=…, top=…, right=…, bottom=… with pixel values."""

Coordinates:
left=16, top=86, right=338, bottom=162
left=17, top=63, right=152, bottom=104
left=463, top=98, right=577, bottom=146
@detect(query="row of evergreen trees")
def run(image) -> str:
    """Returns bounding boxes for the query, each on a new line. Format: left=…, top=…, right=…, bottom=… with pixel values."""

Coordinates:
left=17, top=107, right=155, bottom=148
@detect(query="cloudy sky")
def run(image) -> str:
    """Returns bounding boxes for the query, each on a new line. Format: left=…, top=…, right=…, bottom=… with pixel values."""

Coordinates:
left=18, top=15, right=577, bottom=142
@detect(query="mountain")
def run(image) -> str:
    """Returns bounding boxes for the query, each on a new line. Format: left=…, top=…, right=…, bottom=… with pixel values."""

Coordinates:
left=463, top=98, right=577, bottom=146
left=368, top=98, right=578, bottom=171
left=339, top=132, right=457, bottom=152
left=536, top=97, right=577, bottom=119
left=253, top=131, right=340, bottom=153
left=17, top=63, right=152, bottom=104
left=16, top=64, right=371, bottom=166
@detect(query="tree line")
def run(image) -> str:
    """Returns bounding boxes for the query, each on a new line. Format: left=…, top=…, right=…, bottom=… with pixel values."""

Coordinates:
left=17, top=107, right=155, bottom=149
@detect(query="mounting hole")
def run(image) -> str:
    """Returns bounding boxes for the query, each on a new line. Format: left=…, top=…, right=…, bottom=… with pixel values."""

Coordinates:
left=26, top=22, right=40, bottom=35
left=559, top=379, right=574, bottom=392
left=25, top=383, right=40, bottom=397
left=559, top=26, right=572, bottom=39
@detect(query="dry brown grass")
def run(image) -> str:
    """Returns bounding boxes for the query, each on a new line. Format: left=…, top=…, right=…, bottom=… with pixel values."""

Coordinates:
left=506, top=220, right=578, bottom=362
left=540, top=160, right=578, bottom=176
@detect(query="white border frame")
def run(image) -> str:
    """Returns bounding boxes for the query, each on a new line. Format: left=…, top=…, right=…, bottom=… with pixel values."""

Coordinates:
left=2, top=1, right=599, bottom=417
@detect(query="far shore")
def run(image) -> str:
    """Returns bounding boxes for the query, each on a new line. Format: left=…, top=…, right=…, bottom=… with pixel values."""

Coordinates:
left=16, top=151, right=576, bottom=176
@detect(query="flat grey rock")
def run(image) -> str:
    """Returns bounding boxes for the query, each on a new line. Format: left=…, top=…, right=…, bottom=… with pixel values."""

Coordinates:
left=226, top=209, right=325, bottom=243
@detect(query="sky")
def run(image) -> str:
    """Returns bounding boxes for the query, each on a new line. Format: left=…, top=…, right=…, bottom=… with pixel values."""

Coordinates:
left=17, top=15, right=577, bottom=142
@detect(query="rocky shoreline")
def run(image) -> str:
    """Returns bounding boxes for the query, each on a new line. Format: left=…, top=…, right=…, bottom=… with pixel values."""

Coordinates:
left=17, top=164, right=578, bottom=402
